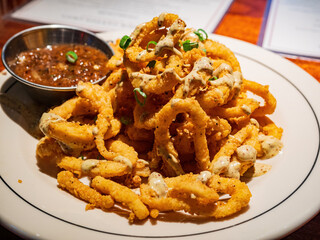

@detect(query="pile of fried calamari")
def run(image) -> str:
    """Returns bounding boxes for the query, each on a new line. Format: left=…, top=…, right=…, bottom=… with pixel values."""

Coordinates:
left=36, top=13, right=283, bottom=222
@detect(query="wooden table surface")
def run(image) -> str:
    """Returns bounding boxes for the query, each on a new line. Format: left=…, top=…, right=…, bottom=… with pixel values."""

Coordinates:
left=0, top=0, right=319, bottom=239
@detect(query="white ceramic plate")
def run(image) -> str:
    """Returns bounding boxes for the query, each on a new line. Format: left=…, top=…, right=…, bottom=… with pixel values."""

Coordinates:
left=1, top=32, right=319, bottom=240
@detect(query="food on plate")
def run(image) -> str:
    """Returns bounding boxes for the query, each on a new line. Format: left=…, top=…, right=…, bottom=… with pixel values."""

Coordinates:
left=36, top=13, right=283, bottom=222
left=9, top=44, right=110, bottom=87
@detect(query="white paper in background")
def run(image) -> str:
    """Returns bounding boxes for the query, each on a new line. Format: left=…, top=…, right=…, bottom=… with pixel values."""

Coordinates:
left=261, top=0, right=320, bottom=58
left=10, top=0, right=233, bottom=33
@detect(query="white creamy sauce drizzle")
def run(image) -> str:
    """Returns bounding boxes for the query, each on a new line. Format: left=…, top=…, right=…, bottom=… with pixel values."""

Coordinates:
left=250, top=118, right=260, bottom=128
left=252, top=162, right=272, bottom=177
left=81, top=159, right=100, bottom=173
left=212, top=63, right=233, bottom=76
left=39, top=112, right=64, bottom=135
left=236, top=145, right=257, bottom=162
left=131, top=68, right=179, bottom=89
left=92, top=126, right=99, bottom=136
left=190, top=193, right=197, bottom=199
left=115, top=58, right=123, bottom=67
left=181, top=28, right=200, bottom=42
left=209, top=73, right=235, bottom=89
left=136, top=50, right=147, bottom=61
left=130, top=23, right=145, bottom=43
left=225, top=161, right=241, bottom=179
left=130, top=72, right=157, bottom=88
left=182, top=57, right=213, bottom=94
left=241, top=104, right=252, bottom=115
left=259, top=134, right=283, bottom=159
left=212, top=156, right=230, bottom=174
left=170, top=98, right=181, bottom=108
left=155, top=18, right=184, bottom=56
left=232, top=71, right=243, bottom=94
left=57, top=141, right=76, bottom=155
left=148, top=172, right=168, bottom=198
left=137, top=158, right=149, bottom=166
left=113, top=155, right=133, bottom=170
left=157, top=12, right=167, bottom=26
left=197, top=171, right=212, bottom=184
left=209, top=61, right=242, bottom=94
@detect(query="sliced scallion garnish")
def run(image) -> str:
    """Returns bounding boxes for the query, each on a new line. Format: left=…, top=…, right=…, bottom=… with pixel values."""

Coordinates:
left=66, top=51, right=78, bottom=63
left=119, top=35, right=132, bottom=49
left=146, top=41, right=157, bottom=52
left=133, top=88, right=147, bottom=106
left=147, top=60, right=156, bottom=68
left=182, top=40, right=199, bottom=52
left=120, top=116, right=132, bottom=125
left=194, top=29, right=208, bottom=41
left=209, top=76, right=218, bottom=81
left=202, top=48, right=207, bottom=55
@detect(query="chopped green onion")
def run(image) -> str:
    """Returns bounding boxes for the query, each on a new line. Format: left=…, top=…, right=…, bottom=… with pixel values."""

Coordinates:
left=66, top=51, right=78, bottom=63
left=209, top=76, right=218, bottom=81
left=194, top=29, right=208, bottom=41
left=147, top=60, right=156, bottom=68
left=133, top=88, right=147, bottom=106
left=202, top=48, right=207, bottom=55
left=182, top=40, right=199, bottom=52
left=146, top=41, right=157, bottom=51
left=119, top=35, right=132, bottom=49
left=120, top=116, right=132, bottom=125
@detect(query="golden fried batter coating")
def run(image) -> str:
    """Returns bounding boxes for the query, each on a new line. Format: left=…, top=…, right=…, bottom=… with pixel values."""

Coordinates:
left=57, top=171, right=114, bottom=211
left=92, top=176, right=149, bottom=220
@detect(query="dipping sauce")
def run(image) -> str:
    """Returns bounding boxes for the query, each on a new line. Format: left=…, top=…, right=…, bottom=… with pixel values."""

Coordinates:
left=9, top=44, right=110, bottom=87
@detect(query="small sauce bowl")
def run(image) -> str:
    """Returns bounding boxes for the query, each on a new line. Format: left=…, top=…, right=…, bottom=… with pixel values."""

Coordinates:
left=1, top=25, right=114, bottom=104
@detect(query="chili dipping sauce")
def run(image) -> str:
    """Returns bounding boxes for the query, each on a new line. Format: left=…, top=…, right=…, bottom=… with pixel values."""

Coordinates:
left=9, top=44, right=110, bottom=87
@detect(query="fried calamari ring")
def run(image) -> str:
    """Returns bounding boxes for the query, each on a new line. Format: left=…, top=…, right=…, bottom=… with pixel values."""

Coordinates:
left=255, top=116, right=283, bottom=140
left=210, top=124, right=258, bottom=177
left=129, top=66, right=182, bottom=94
left=57, top=171, right=114, bottom=211
left=133, top=91, right=173, bottom=130
left=152, top=98, right=210, bottom=175
left=57, top=157, right=131, bottom=178
left=204, top=39, right=241, bottom=73
left=204, top=175, right=252, bottom=218
left=49, top=96, right=96, bottom=119
left=196, top=67, right=242, bottom=111
left=102, top=69, right=126, bottom=92
left=59, top=138, right=139, bottom=177
left=76, top=82, right=120, bottom=160
left=209, top=99, right=259, bottom=119
left=36, top=136, right=65, bottom=164
left=39, top=113, right=96, bottom=156
left=106, top=39, right=124, bottom=70
left=37, top=136, right=133, bottom=178
left=243, top=79, right=276, bottom=117
left=164, top=174, right=220, bottom=203
left=92, top=176, right=149, bottom=221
